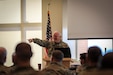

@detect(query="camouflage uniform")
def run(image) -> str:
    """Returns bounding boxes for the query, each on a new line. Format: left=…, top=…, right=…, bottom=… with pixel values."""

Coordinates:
left=78, top=66, right=98, bottom=75
left=76, top=64, right=88, bottom=74
left=42, top=62, right=73, bottom=75
left=9, top=66, right=39, bottom=75
left=33, top=38, right=70, bottom=57
left=0, top=65, right=10, bottom=75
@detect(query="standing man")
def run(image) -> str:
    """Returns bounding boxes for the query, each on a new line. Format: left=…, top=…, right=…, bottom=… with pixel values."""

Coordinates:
left=28, top=31, right=71, bottom=58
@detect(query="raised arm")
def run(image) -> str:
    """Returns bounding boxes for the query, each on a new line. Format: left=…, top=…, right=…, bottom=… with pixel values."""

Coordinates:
left=28, top=38, right=50, bottom=48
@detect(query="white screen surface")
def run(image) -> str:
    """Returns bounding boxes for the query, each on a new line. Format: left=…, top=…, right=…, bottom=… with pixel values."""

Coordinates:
left=67, top=0, right=113, bottom=39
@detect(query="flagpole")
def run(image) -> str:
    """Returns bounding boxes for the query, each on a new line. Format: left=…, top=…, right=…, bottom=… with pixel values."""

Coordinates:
left=47, top=0, right=51, bottom=11
left=48, top=3, right=50, bottom=11
left=44, top=0, right=52, bottom=58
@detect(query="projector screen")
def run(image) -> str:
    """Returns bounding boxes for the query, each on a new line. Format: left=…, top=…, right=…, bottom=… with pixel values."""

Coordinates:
left=67, top=0, right=113, bottom=39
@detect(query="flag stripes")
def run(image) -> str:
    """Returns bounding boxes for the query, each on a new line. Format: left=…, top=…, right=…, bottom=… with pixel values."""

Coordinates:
left=46, top=11, right=52, bottom=41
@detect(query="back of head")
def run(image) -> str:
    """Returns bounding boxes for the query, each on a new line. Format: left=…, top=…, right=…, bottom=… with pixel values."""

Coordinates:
left=12, top=52, right=16, bottom=65
left=80, top=53, right=87, bottom=60
left=80, top=53, right=87, bottom=64
left=88, top=46, right=102, bottom=63
left=101, top=52, right=113, bottom=69
left=0, top=47, right=7, bottom=64
left=15, top=42, right=33, bottom=61
left=51, top=50, right=64, bottom=62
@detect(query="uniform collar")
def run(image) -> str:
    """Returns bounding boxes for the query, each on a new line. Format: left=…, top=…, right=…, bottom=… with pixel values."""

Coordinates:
left=54, top=40, right=62, bottom=44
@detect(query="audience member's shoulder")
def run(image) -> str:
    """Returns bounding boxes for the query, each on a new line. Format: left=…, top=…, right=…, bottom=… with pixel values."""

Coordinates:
left=79, top=70, right=99, bottom=75
left=8, top=70, right=44, bottom=75
left=0, top=65, right=10, bottom=75
left=42, top=69, right=61, bottom=75
left=28, top=71, right=46, bottom=75
left=97, top=69, right=113, bottom=75
left=9, top=66, right=37, bottom=75
left=98, top=52, right=113, bottom=75
left=42, top=67, right=73, bottom=75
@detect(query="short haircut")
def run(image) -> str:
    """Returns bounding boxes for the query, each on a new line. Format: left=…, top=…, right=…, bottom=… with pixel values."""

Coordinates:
left=80, top=53, right=87, bottom=60
left=51, top=50, right=64, bottom=62
left=0, top=47, right=7, bottom=63
left=101, top=52, right=113, bottom=69
left=15, top=42, right=33, bottom=61
left=88, top=46, right=102, bottom=63
left=53, top=31, right=61, bottom=37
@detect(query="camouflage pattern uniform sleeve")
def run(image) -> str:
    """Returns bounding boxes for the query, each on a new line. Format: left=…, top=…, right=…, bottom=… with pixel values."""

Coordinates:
left=60, top=41, right=69, bottom=48
left=33, top=38, right=50, bottom=48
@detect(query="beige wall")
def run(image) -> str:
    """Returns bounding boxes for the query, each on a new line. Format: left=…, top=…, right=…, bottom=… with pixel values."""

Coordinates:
left=42, top=0, right=62, bottom=37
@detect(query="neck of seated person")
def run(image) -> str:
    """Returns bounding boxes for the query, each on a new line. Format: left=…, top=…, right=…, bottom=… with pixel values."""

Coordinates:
left=88, top=61, right=97, bottom=67
left=16, top=61, right=31, bottom=67
left=51, top=59, right=62, bottom=64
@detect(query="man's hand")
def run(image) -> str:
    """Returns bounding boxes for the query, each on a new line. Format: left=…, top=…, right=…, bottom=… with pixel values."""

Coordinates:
left=28, top=39, right=33, bottom=43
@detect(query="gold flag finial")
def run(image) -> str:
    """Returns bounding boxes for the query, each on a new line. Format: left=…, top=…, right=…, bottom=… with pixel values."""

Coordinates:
left=48, top=0, right=51, bottom=10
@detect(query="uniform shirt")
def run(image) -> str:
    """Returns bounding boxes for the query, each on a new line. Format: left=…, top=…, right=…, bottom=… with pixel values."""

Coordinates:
left=79, top=69, right=113, bottom=75
left=0, top=65, right=10, bottom=75
left=97, top=69, right=113, bottom=75
left=42, top=62, right=73, bottom=75
left=33, top=38, right=70, bottom=57
left=9, top=66, right=38, bottom=75
left=76, top=64, right=88, bottom=74
left=78, top=66, right=98, bottom=75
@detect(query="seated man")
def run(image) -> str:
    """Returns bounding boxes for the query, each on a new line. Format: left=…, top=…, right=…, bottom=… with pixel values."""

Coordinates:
left=98, top=52, right=113, bottom=75
left=42, top=50, right=73, bottom=75
left=9, top=42, right=43, bottom=75
left=79, top=46, right=102, bottom=75
left=101, top=52, right=113, bottom=69
left=0, top=47, right=9, bottom=75
left=76, top=53, right=88, bottom=74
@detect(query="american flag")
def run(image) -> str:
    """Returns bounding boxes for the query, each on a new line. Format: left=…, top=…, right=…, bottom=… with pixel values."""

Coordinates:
left=46, top=11, right=52, bottom=41
left=44, top=11, right=52, bottom=56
